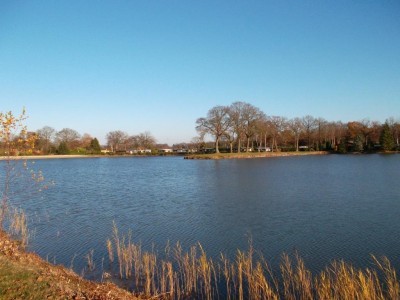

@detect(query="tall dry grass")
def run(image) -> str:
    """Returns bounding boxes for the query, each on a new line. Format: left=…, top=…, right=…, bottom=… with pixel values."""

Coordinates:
left=9, top=207, right=29, bottom=247
left=104, top=224, right=400, bottom=299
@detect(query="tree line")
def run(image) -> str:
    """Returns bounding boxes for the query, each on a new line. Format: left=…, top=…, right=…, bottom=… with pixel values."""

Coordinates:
left=196, top=101, right=400, bottom=153
left=0, top=124, right=159, bottom=156
left=1, top=105, right=399, bottom=156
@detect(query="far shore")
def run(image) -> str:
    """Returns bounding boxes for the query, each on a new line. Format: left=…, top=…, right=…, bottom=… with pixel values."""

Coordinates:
left=1, top=150, right=397, bottom=161
left=184, top=151, right=330, bottom=159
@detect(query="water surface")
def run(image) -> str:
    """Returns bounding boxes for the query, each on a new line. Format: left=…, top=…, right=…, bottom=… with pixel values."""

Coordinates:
left=7, top=154, right=400, bottom=278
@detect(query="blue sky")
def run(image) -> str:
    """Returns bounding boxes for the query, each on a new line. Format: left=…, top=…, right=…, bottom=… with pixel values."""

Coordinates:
left=1, top=1, right=399, bottom=145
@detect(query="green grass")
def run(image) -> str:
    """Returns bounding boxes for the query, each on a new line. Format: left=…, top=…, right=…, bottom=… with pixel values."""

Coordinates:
left=0, top=256, right=54, bottom=300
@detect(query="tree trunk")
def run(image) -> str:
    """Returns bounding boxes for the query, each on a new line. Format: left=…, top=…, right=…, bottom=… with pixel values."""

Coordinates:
left=264, top=133, right=267, bottom=149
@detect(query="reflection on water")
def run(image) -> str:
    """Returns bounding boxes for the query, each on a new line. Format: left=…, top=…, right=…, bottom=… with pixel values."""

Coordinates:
left=8, top=154, right=400, bottom=279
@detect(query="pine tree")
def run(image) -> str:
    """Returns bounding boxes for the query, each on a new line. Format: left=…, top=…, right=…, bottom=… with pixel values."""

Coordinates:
left=58, top=141, right=70, bottom=154
left=380, top=123, right=395, bottom=151
left=89, top=138, right=101, bottom=154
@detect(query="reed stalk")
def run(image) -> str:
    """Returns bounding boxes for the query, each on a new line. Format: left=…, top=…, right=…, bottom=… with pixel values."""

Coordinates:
left=106, top=239, right=113, bottom=263
left=105, top=224, right=400, bottom=300
left=9, top=208, right=29, bottom=247
left=86, top=249, right=95, bottom=271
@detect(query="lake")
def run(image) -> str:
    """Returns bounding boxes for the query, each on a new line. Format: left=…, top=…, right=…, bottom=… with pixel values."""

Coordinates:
left=6, top=154, right=400, bottom=283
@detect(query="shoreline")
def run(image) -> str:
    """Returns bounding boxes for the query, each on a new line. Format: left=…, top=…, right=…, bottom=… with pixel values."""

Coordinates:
left=1, top=150, right=397, bottom=161
left=0, top=154, right=101, bottom=160
left=184, top=151, right=330, bottom=159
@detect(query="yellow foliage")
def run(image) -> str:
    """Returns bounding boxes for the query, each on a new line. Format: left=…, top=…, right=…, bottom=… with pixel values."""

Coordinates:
left=0, top=109, right=37, bottom=157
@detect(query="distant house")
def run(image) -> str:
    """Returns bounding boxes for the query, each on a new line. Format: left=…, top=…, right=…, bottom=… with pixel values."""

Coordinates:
left=240, top=147, right=254, bottom=152
left=101, top=149, right=111, bottom=154
left=159, top=148, right=173, bottom=153
left=174, top=149, right=188, bottom=154
left=128, top=149, right=152, bottom=154
left=255, top=147, right=271, bottom=152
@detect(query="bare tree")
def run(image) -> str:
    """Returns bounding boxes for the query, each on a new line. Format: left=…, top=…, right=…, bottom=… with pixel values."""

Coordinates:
left=227, top=102, right=264, bottom=152
left=269, top=116, right=287, bottom=151
left=191, top=135, right=205, bottom=152
left=228, top=102, right=246, bottom=153
left=196, top=105, right=231, bottom=153
left=37, top=126, right=55, bottom=154
left=301, top=115, right=317, bottom=149
left=360, top=119, right=372, bottom=147
left=288, top=118, right=304, bottom=151
left=222, top=126, right=236, bottom=153
left=135, top=131, right=157, bottom=150
left=56, top=128, right=81, bottom=150
left=80, top=133, right=93, bottom=149
left=316, top=118, right=328, bottom=150
left=106, top=130, right=129, bottom=152
left=254, top=116, right=270, bottom=150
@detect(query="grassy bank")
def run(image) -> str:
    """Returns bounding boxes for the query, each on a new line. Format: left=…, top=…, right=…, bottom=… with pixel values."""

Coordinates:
left=184, top=151, right=329, bottom=160
left=0, top=230, right=137, bottom=300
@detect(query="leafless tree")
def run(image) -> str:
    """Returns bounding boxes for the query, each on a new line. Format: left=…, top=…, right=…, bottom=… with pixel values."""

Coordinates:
left=269, top=116, right=287, bottom=151
left=288, top=118, right=304, bottom=151
left=106, top=130, right=129, bottom=152
left=191, top=135, right=205, bottom=152
left=135, top=131, right=157, bottom=150
left=56, top=128, right=81, bottom=149
left=228, top=102, right=246, bottom=153
left=196, top=105, right=231, bottom=153
left=316, top=118, right=328, bottom=150
left=241, top=103, right=264, bottom=151
left=80, top=133, right=93, bottom=149
left=301, top=115, right=318, bottom=149
left=37, top=126, right=55, bottom=154
left=222, top=126, right=236, bottom=153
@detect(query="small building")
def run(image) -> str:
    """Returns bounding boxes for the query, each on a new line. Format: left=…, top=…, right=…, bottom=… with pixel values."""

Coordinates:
left=255, top=147, right=271, bottom=152
left=128, top=149, right=152, bottom=154
left=159, top=148, right=173, bottom=153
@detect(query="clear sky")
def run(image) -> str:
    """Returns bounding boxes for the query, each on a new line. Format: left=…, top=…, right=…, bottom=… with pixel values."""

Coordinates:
left=1, top=1, right=399, bottom=145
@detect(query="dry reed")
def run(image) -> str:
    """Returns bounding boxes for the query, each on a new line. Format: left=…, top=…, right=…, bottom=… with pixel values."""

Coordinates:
left=86, top=249, right=95, bottom=271
left=9, top=207, right=29, bottom=247
left=105, top=224, right=400, bottom=300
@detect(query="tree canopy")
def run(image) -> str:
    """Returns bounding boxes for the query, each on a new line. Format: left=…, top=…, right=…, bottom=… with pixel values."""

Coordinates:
left=195, top=102, right=400, bottom=154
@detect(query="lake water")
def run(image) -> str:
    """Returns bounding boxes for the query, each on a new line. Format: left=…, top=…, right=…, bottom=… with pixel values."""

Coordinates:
left=6, top=154, right=400, bottom=281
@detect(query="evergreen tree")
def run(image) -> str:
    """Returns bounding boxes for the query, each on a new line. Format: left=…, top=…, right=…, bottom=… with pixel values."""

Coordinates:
left=353, top=135, right=364, bottom=152
left=89, top=138, right=101, bottom=154
left=58, top=141, right=70, bottom=154
left=337, top=139, right=347, bottom=154
left=380, top=123, right=395, bottom=151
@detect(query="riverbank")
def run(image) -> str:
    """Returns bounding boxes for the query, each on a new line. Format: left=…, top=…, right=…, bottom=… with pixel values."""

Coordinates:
left=0, top=230, right=137, bottom=299
left=184, top=150, right=329, bottom=159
